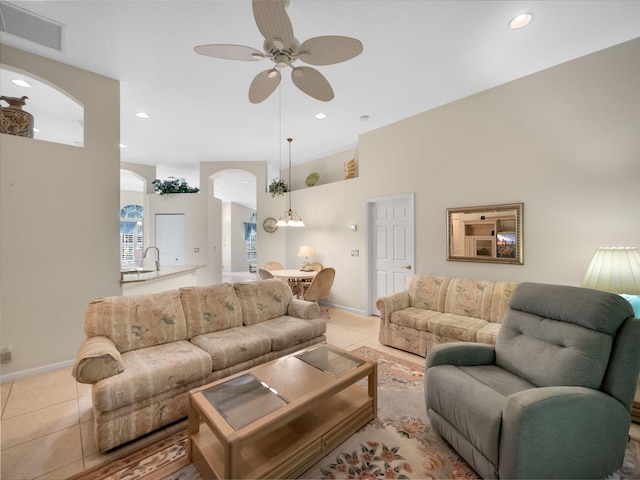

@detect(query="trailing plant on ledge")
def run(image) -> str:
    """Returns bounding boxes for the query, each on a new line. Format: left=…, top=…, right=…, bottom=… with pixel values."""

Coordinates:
left=152, top=177, right=200, bottom=195
left=268, top=178, right=289, bottom=197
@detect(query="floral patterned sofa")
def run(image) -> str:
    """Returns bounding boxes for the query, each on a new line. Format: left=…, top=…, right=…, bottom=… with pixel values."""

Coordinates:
left=377, top=275, right=517, bottom=357
left=72, top=278, right=325, bottom=452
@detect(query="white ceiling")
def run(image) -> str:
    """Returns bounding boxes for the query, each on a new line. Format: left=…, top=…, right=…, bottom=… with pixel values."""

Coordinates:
left=2, top=1, right=640, bottom=209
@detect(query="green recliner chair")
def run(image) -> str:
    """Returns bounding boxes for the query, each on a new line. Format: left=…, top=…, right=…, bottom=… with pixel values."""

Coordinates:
left=425, top=282, right=640, bottom=479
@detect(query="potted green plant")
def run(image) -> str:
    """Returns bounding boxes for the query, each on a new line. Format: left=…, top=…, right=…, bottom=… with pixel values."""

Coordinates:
left=268, top=178, right=289, bottom=197
left=152, top=177, right=200, bottom=195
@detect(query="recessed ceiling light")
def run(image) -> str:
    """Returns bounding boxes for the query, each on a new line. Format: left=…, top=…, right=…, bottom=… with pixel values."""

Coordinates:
left=120, top=144, right=128, bottom=148
left=510, top=13, right=532, bottom=29
left=315, top=113, right=326, bottom=120
left=360, top=115, right=370, bottom=121
left=33, top=127, right=40, bottom=132
left=135, top=112, right=150, bottom=119
left=11, top=78, right=32, bottom=88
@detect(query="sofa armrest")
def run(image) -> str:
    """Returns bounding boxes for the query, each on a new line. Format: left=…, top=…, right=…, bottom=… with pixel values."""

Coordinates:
left=71, top=336, right=124, bottom=384
left=287, top=298, right=321, bottom=319
left=376, top=291, right=410, bottom=325
left=426, top=342, right=496, bottom=369
left=500, top=386, right=630, bottom=479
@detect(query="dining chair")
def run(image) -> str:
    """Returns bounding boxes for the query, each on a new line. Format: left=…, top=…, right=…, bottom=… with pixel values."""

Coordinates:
left=303, top=267, right=335, bottom=318
left=264, top=261, right=283, bottom=271
left=258, top=268, right=274, bottom=280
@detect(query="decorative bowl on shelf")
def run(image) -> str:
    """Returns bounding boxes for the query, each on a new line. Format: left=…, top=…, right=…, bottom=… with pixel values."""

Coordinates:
left=305, top=172, right=320, bottom=186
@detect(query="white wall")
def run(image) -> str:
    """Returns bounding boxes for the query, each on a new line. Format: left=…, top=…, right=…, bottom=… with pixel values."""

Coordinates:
left=261, top=38, right=640, bottom=313
left=0, top=45, right=120, bottom=376
left=227, top=203, right=255, bottom=272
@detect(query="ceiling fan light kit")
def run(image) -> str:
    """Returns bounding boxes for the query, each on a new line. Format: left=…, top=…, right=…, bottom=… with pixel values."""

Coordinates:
left=194, top=0, right=363, bottom=103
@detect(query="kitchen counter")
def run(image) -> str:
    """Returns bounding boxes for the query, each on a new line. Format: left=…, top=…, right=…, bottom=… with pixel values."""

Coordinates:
left=120, top=265, right=205, bottom=285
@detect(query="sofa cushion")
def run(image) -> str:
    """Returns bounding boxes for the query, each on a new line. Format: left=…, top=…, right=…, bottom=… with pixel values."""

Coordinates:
left=85, top=290, right=187, bottom=353
left=428, top=313, right=488, bottom=342
left=245, top=316, right=326, bottom=351
left=190, top=327, right=271, bottom=370
left=390, top=307, right=440, bottom=331
left=507, top=282, right=632, bottom=334
left=444, top=278, right=496, bottom=321
left=92, top=340, right=212, bottom=412
left=426, top=364, right=508, bottom=466
left=497, top=310, right=614, bottom=389
left=406, top=275, right=451, bottom=312
left=495, top=283, right=635, bottom=389
left=234, top=279, right=293, bottom=325
left=179, top=283, right=243, bottom=337
left=476, top=322, right=501, bottom=345
left=488, top=282, right=518, bottom=323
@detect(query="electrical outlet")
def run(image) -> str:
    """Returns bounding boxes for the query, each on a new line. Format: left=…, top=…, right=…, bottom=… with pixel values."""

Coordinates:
left=351, top=250, right=359, bottom=256
left=0, top=345, right=11, bottom=364
left=193, top=247, right=200, bottom=253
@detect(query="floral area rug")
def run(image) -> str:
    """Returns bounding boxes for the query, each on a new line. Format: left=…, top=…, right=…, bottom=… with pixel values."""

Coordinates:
left=302, top=347, right=476, bottom=479
left=71, top=346, right=640, bottom=480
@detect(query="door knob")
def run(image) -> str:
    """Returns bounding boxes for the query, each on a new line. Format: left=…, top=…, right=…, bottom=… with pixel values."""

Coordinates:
left=401, top=265, right=412, bottom=269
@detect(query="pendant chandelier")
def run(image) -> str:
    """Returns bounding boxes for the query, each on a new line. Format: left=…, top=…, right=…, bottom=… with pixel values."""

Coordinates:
left=276, top=137, right=304, bottom=227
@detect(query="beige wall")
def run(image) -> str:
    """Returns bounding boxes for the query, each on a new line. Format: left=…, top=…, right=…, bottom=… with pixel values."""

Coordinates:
left=1, top=37, right=638, bottom=377
left=0, top=45, right=120, bottom=376
left=265, top=37, right=640, bottom=312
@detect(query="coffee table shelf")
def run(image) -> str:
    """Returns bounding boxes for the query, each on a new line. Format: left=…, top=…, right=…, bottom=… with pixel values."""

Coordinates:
left=188, top=344, right=377, bottom=479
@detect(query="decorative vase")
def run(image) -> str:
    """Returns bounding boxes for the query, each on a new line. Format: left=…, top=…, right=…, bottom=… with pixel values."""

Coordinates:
left=344, top=158, right=357, bottom=179
left=0, top=96, right=34, bottom=138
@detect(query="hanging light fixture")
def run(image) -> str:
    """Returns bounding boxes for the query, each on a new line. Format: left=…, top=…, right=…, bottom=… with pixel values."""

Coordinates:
left=276, top=138, right=305, bottom=227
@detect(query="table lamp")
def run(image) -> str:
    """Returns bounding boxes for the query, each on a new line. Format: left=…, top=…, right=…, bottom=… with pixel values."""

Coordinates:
left=582, top=246, right=640, bottom=316
left=298, top=245, right=316, bottom=271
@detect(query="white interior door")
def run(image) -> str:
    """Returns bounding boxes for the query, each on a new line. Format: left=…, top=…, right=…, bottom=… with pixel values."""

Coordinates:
left=366, top=194, right=414, bottom=315
left=155, top=214, right=185, bottom=265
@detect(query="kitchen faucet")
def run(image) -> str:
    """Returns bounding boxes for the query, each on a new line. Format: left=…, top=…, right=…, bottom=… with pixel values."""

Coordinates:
left=143, top=246, right=160, bottom=271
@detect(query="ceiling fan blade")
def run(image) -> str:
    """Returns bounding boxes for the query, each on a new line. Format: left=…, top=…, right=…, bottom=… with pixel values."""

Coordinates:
left=194, top=44, right=265, bottom=61
left=297, top=36, right=363, bottom=66
left=291, top=66, right=334, bottom=102
left=249, top=69, right=281, bottom=103
left=252, top=0, right=294, bottom=49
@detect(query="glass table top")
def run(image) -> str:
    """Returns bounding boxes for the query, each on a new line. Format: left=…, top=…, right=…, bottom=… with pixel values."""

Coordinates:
left=295, top=345, right=365, bottom=377
left=202, top=373, right=288, bottom=430
left=201, top=345, right=366, bottom=430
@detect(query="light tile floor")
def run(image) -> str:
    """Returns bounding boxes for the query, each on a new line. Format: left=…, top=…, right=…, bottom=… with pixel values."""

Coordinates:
left=2, top=306, right=639, bottom=479
left=0, top=307, right=411, bottom=480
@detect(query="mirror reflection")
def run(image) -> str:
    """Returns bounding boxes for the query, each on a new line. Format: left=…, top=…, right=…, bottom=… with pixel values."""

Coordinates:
left=447, top=203, right=523, bottom=265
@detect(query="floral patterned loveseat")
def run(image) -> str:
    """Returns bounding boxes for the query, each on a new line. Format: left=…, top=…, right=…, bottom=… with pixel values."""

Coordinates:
left=72, top=278, right=325, bottom=452
left=377, top=275, right=517, bottom=357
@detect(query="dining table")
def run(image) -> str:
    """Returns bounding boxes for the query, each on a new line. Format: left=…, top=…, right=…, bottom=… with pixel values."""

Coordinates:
left=269, top=269, right=317, bottom=297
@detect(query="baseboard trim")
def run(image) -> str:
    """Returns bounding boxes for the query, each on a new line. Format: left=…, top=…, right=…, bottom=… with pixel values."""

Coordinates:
left=319, top=302, right=367, bottom=316
left=0, top=359, right=75, bottom=383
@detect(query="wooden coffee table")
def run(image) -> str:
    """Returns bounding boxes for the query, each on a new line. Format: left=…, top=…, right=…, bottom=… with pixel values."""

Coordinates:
left=188, top=343, right=377, bottom=479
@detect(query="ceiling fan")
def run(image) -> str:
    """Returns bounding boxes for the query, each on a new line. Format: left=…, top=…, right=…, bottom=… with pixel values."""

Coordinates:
left=194, top=0, right=363, bottom=103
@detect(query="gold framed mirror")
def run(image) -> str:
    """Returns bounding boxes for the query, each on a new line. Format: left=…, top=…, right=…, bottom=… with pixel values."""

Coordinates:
left=447, top=203, right=523, bottom=265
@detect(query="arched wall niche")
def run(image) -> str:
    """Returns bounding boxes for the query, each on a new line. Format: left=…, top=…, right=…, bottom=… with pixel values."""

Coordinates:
left=0, top=65, right=84, bottom=146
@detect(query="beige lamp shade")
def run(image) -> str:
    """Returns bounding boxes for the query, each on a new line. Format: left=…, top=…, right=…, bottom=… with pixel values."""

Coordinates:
left=582, top=246, right=640, bottom=295
left=298, top=245, right=316, bottom=258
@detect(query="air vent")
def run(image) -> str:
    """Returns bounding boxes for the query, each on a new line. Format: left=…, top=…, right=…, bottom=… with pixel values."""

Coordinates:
left=0, top=2, right=64, bottom=52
